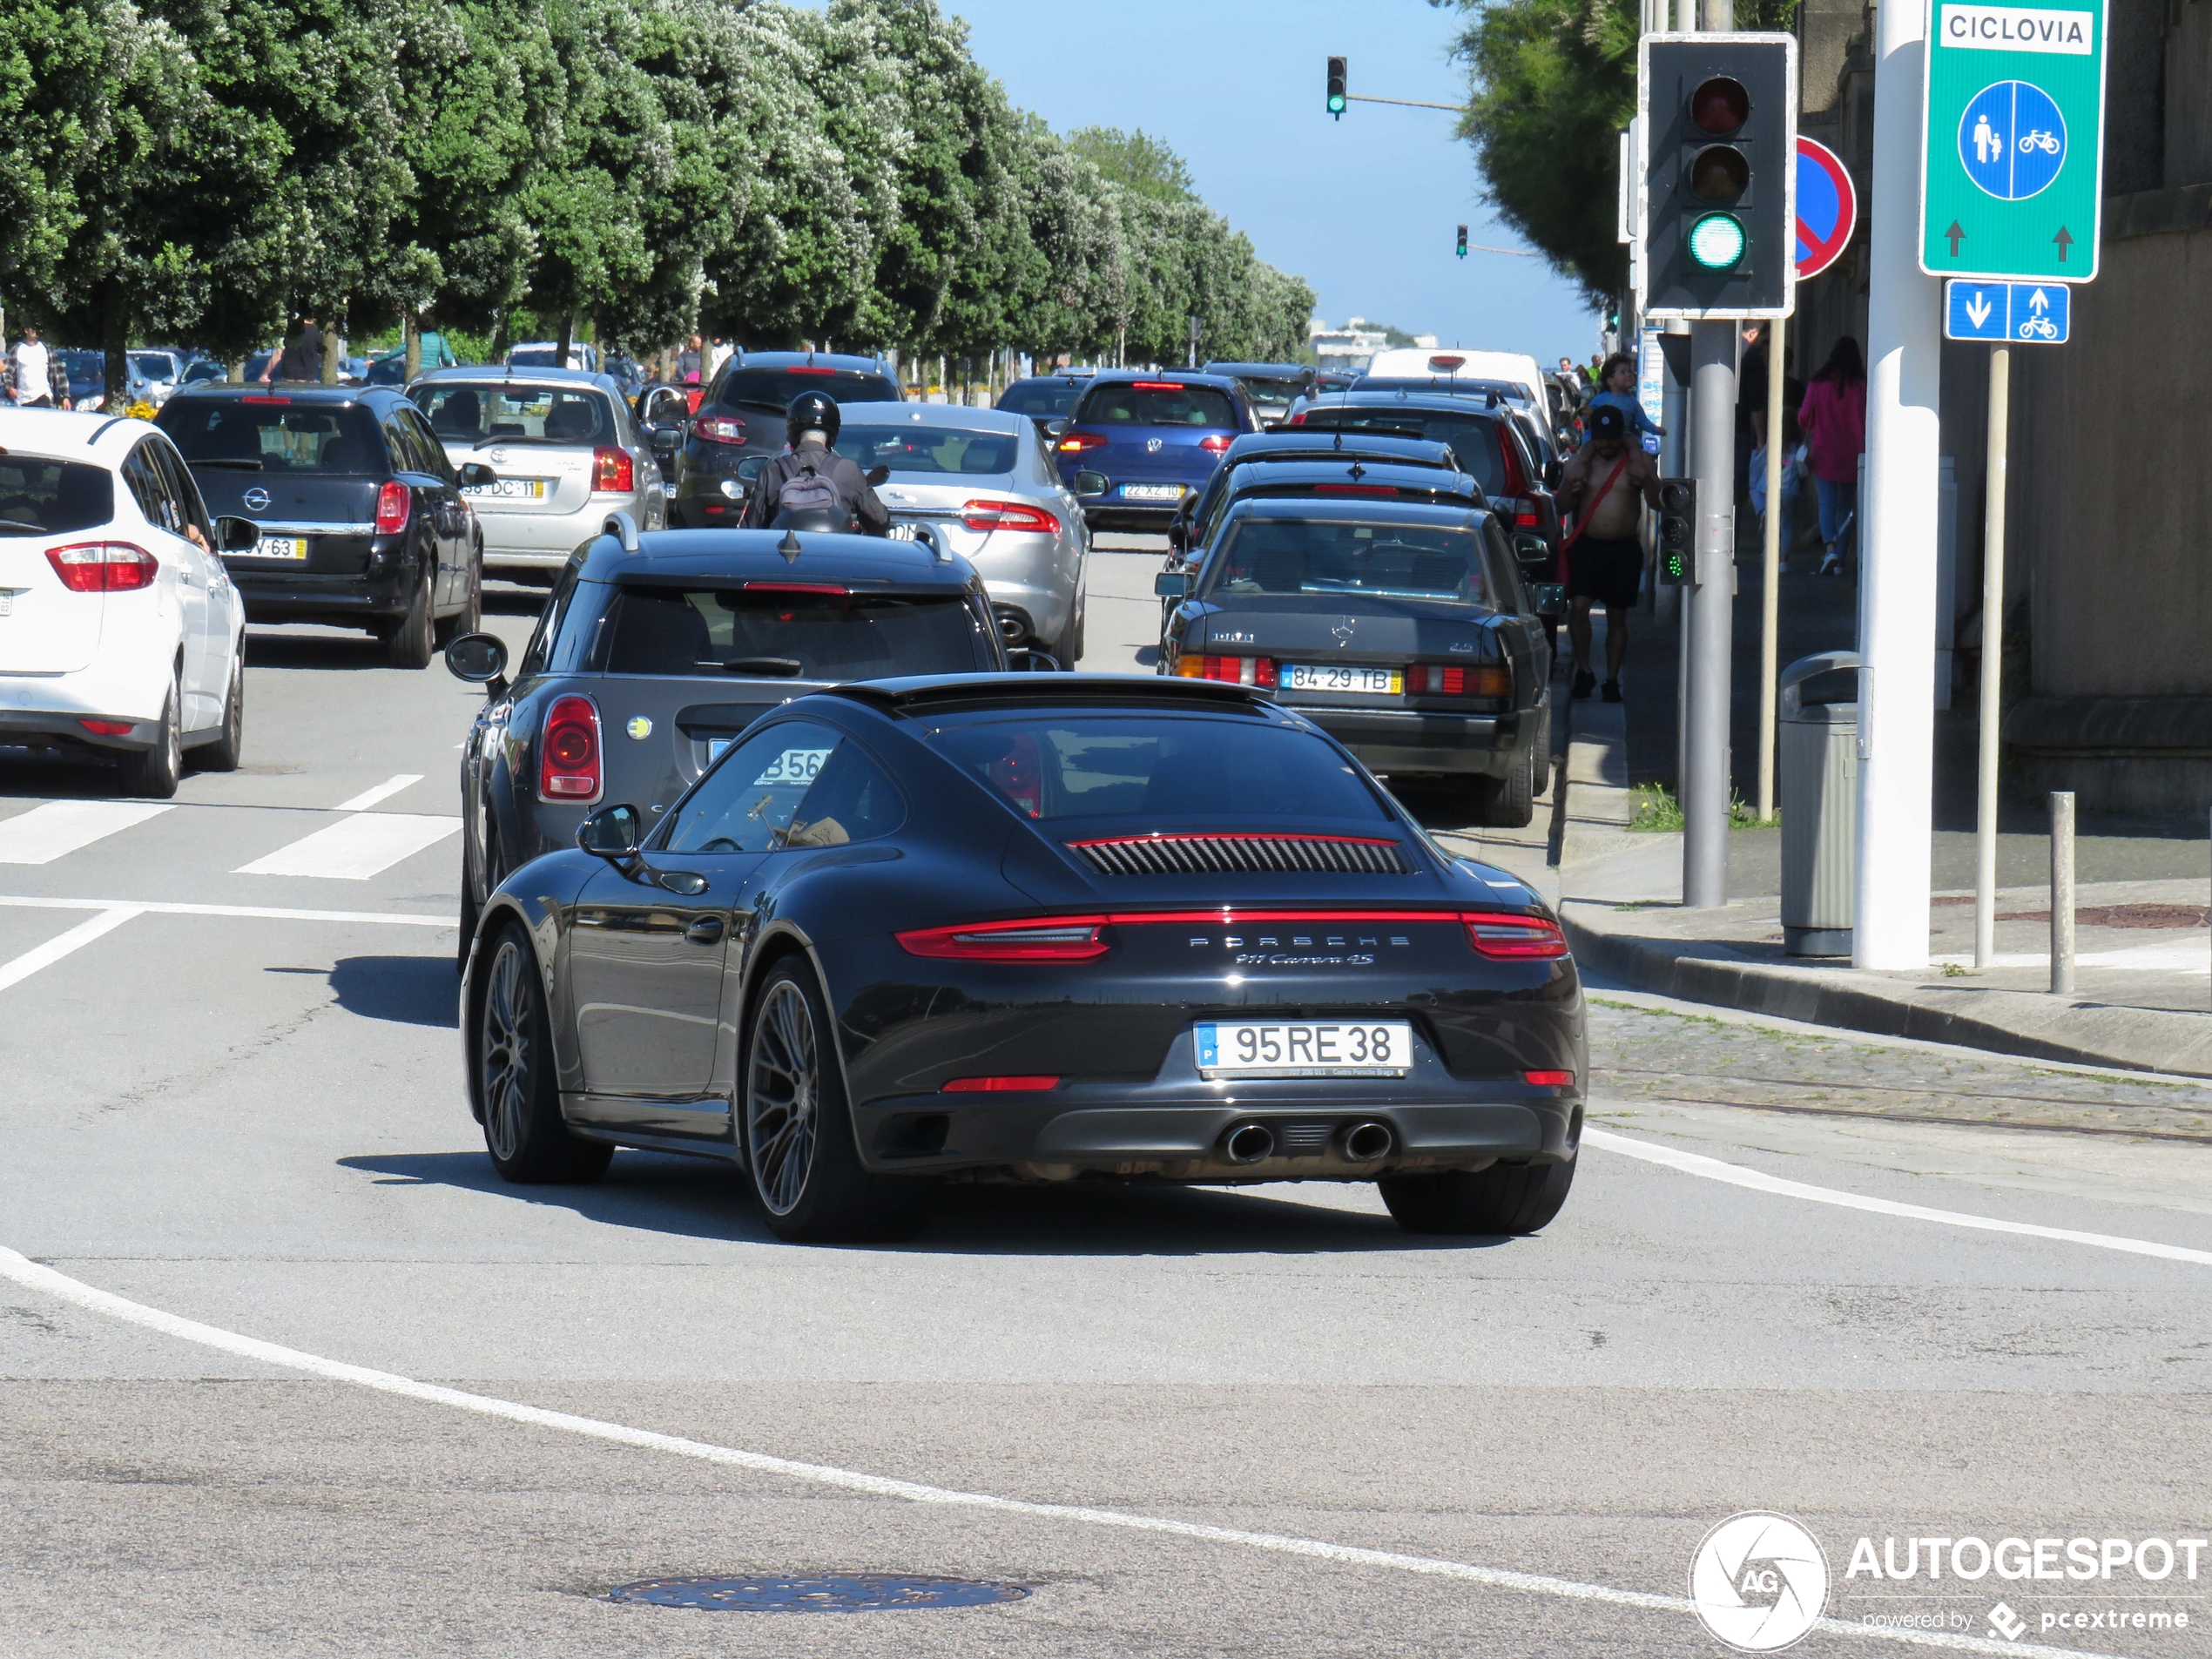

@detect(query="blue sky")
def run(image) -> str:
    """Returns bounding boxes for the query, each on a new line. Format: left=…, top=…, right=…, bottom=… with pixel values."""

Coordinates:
left=941, top=0, right=1601, bottom=362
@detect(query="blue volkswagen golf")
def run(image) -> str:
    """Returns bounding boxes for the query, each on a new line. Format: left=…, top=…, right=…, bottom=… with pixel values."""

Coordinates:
left=1054, top=371, right=1259, bottom=531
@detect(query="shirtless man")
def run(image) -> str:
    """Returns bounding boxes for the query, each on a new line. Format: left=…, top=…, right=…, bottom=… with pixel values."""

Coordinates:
left=1557, top=402, right=1662, bottom=702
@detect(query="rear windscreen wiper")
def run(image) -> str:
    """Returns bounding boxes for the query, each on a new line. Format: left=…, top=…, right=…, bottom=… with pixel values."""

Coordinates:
left=194, top=458, right=265, bottom=469
left=701, top=657, right=806, bottom=678
left=0, top=519, right=48, bottom=533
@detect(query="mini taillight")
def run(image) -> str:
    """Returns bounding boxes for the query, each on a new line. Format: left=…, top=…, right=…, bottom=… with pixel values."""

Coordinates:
left=592, top=446, right=636, bottom=493
left=46, top=542, right=157, bottom=592
left=1198, top=434, right=1232, bottom=454
left=961, top=499, right=1062, bottom=535
left=1464, top=913, right=1569, bottom=960
left=1174, top=654, right=1275, bottom=686
left=941, top=1076, right=1062, bottom=1092
left=693, top=414, right=746, bottom=445
left=1525, top=1069, right=1575, bottom=1087
left=1056, top=430, right=1109, bottom=454
left=897, top=917, right=1109, bottom=961
left=374, top=481, right=410, bottom=535
left=538, top=694, right=602, bottom=803
left=1406, top=663, right=1511, bottom=698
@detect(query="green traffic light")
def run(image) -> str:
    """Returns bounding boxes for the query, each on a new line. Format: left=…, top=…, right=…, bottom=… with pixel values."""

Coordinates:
left=1327, top=94, right=1345, bottom=113
left=1687, top=212, right=1747, bottom=270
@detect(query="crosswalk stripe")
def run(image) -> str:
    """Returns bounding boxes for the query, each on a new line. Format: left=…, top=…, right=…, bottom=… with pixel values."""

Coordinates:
left=334, top=773, right=424, bottom=813
left=0, top=801, right=173, bottom=865
left=0, top=907, right=142, bottom=993
left=233, top=813, right=459, bottom=880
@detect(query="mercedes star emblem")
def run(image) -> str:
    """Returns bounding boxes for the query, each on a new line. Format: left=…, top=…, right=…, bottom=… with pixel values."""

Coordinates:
left=242, top=487, right=270, bottom=511
left=1332, top=617, right=1356, bottom=647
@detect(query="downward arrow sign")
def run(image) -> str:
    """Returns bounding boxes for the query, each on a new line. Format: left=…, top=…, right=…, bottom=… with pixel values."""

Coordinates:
left=1965, top=292, right=1993, bottom=328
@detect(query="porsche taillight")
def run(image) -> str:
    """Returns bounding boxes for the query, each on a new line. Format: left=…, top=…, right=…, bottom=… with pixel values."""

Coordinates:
left=538, top=694, right=602, bottom=802
left=896, top=917, right=1110, bottom=961
left=1463, top=913, right=1569, bottom=959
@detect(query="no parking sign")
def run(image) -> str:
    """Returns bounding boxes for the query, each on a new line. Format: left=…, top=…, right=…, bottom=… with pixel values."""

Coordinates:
left=1794, top=138, right=1857, bottom=280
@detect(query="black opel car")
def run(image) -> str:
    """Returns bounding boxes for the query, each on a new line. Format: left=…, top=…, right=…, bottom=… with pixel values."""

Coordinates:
left=1158, top=497, right=1554, bottom=827
left=442, top=520, right=1010, bottom=958
left=158, top=383, right=489, bottom=666
left=460, top=673, right=1584, bottom=1244
left=667, top=352, right=902, bottom=528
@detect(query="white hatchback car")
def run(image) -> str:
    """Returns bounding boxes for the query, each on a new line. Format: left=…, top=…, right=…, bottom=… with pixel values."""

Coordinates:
left=0, top=410, right=250, bottom=797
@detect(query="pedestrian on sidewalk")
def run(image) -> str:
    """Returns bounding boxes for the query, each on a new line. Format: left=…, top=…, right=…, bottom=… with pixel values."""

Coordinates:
left=1558, top=403, right=1663, bottom=704
left=1797, top=335, right=1866, bottom=576
left=9, top=325, right=70, bottom=409
left=1585, top=352, right=1662, bottom=451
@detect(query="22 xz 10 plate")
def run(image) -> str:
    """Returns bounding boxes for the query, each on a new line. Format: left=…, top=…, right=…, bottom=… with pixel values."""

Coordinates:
left=1196, top=1020, right=1413, bottom=1077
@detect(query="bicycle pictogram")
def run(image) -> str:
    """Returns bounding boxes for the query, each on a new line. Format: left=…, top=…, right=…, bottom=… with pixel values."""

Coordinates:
left=2019, top=129, right=2061, bottom=155
left=2017, top=315, right=2060, bottom=341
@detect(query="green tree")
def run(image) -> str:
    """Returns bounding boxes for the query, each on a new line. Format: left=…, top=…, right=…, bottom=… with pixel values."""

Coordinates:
left=1067, top=126, right=1195, bottom=205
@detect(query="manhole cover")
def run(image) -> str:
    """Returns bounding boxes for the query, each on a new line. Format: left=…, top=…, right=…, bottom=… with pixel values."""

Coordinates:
left=1997, top=903, right=2210, bottom=930
left=607, top=1574, right=1030, bottom=1612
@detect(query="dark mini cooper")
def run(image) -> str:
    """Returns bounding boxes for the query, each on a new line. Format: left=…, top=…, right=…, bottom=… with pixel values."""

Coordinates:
left=462, top=674, right=1584, bottom=1245
left=1158, top=499, right=1556, bottom=826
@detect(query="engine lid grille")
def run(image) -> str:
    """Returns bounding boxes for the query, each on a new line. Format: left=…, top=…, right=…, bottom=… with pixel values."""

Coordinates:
left=1068, top=833, right=1411, bottom=876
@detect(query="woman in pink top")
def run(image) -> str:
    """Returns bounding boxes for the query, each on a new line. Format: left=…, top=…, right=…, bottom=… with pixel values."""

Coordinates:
left=1797, top=335, right=1866, bottom=574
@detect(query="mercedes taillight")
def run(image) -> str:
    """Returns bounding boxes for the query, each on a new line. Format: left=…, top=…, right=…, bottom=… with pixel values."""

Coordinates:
left=1174, top=653, right=1277, bottom=687
left=45, top=543, right=157, bottom=592
left=1405, top=662, right=1512, bottom=698
left=537, top=694, right=602, bottom=803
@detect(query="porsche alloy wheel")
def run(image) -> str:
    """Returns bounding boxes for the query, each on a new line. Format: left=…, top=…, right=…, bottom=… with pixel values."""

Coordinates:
left=745, top=976, right=820, bottom=1217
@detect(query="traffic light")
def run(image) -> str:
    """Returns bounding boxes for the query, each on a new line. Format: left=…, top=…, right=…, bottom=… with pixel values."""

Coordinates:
left=1656, top=478, right=1696, bottom=583
left=1455, top=224, right=1467, bottom=260
left=1636, top=35, right=1796, bottom=319
left=1326, top=57, right=1347, bottom=118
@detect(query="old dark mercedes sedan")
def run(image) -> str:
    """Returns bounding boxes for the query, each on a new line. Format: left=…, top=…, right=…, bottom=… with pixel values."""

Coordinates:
left=461, top=673, right=1585, bottom=1245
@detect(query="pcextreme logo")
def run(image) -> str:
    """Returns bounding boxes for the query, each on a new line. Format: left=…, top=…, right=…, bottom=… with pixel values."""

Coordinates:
left=1689, top=1512, right=1831, bottom=1652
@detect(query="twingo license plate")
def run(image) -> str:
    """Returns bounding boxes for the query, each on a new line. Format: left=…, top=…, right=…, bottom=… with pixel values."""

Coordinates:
left=1285, top=663, right=1401, bottom=695
left=1119, top=482, right=1184, bottom=501
left=253, top=536, right=307, bottom=560
left=1196, top=1020, right=1413, bottom=1077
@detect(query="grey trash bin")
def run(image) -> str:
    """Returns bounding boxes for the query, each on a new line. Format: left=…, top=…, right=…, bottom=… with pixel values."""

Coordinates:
left=1779, top=650, right=1860, bottom=956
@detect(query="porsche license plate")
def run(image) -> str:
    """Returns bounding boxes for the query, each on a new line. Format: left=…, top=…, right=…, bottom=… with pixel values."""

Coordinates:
left=253, top=536, right=307, bottom=561
left=1285, top=663, right=1400, bottom=695
left=1118, top=482, right=1184, bottom=501
left=464, top=478, right=547, bottom=500
left=1196, top=1021, right=1413, bottom=1077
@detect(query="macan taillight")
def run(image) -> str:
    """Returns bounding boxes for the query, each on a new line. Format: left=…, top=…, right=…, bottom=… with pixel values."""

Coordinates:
left=45, top=542, right=157, bottom=593
left=896, top=910, right=1570, bottom=963
left=538, top=694, right=602, bottom=802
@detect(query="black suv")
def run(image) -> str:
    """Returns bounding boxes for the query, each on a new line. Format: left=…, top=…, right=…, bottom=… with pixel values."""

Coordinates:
left=668, top=352, right=903, bottom=527
left=158, top=384, right=491, bottom=667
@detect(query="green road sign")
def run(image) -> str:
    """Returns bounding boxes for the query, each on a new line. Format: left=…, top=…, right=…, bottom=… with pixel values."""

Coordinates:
left=1919, top=0, right=2106, bottom=282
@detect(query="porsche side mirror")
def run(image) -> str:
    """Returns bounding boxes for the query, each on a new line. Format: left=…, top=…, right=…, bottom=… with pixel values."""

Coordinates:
left=458, top=462, right=497, bottom=489
left=443, top=631, right=509, bottom=685
left=577, top=803, right=644, bottom=860
left=212, top=515, right=260, bottom=552
left=1154, top=571, right=1192, bottom=598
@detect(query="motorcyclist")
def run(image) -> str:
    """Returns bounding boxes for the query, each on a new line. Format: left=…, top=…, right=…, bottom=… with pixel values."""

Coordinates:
left=738, top=389, right=890, bottom=535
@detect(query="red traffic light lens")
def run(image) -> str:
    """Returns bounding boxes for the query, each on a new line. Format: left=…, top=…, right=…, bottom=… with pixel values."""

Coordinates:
left=1690, top=76, right=1750, bottom=134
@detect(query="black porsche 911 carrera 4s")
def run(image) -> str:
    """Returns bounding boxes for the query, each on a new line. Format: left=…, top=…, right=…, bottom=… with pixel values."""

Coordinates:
left=462, top=673, right=1586, bottom=1243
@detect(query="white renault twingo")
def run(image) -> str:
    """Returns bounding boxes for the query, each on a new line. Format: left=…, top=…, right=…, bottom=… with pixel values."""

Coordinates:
left=0, top=410, right=250, bottom=798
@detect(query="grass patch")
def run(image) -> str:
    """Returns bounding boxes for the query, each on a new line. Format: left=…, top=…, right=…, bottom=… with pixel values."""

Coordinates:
left=1940, top=962, right=1969, bottom=978
left=1629, top=784, right=1777, bottom=832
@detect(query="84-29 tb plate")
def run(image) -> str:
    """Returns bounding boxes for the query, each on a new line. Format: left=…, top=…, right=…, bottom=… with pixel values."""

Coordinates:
left=1197, top=1020, right=1412, bottom=1077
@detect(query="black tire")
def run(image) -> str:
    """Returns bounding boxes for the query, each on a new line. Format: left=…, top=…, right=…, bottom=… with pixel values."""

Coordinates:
left=1379, top=1156, right=1576, bottom=1236
left=435, top=546, right=482, bottom=647
left=474, top=925, right=612, bottom=1184
left=118, top=680, right=182, bottom=799
left=386, top=563, right=435, bottom=669
left=1055, top=590, right=1086, bottom=666
left=742, top=961, right=927, bottom=1243
left=1530, top=704, right=1553, bottom=799
left=192, top=658, right=245, bottom=772
left=1474, top=740, right=1537, bottom=829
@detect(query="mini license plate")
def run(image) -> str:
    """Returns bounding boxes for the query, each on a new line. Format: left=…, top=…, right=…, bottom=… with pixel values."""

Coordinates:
left=253, top=536, right=307, bottom=560
left=464, top=478, right=548, bottom=500
left=1285, top=663, right=1401, bottom=695
left=1119, top=482, right=1184, bottom=501
left=1196, top=1020, right=1413, bottom=1077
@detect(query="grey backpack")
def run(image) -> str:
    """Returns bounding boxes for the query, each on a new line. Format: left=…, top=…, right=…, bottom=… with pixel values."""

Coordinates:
left=775, top=455, right=843, bottom=518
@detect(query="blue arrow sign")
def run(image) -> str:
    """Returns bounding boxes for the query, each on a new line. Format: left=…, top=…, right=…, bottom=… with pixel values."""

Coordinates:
left=1944, top=279, right=2070, bottom=342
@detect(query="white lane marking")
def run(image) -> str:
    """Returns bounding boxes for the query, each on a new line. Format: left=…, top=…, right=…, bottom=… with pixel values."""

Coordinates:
left=0, top=907, right=141, bottom=993
left=334, top=774, right=423, bottom=813
left=0, top=1245, right=2107, bottom=1659
left=1586, top=1128, right=2212, bottom=1267
left=0, top=801, right=172, bottom=865
left=0, top=894, right=449, bottom=927
left=234, top=813, right=459, bottom=880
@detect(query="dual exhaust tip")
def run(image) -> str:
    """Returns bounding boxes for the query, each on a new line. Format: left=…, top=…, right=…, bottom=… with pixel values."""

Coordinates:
left=1221, top=1120, right=1394, bottom=1165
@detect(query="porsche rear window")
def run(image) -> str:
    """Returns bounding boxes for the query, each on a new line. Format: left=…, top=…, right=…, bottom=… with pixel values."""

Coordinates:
left=927, top=715, right=1385, bottom=822
left=1075, top=383, right=1238, bottom=428
left=1200, top=518, right=1487, bottom=607
left=597, top=587, right=995, bottom=679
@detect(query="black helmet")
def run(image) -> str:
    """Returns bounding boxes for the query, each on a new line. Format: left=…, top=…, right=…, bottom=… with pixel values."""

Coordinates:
left=786, top=389, right=839, bottom=444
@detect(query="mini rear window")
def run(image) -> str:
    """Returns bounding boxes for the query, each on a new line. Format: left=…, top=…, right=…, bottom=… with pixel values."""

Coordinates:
left=927, top=714, right=1386, bottom=823
left=996, top=381, right=1087, bottom=417
left=158, top=401, right=387, bottom=475
left=716, top=368, right=900, bottom=413
left=1075, top=383, right=1238, bottom=429
left=413, top=383, right=614, bottom=447
left=598, top=586, right=995, bottom=680
left=1200, top=516, right=1488, bottom=608
left=0, top=458, right=114, bottom=536
left=1297, top=410, right=1505, bottom=492
left=839, top=424, right=1019, bottom=476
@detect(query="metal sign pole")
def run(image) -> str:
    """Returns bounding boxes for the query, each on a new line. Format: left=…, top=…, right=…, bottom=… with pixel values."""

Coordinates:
left=1683, top=321, right=1737, bottom=907
left=1757, top=316, right=1786, bottom=820
left=1973, top=345, right=2011, bottom=968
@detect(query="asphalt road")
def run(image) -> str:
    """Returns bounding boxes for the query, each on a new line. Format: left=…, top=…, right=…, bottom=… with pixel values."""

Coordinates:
left=4, top=563, right=2210, bottom=1658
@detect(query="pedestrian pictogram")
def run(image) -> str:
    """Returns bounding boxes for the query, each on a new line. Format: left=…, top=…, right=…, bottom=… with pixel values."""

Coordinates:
left=1793, top=137, right=1856, bottom=278
left=1920, top=0, right=2106, bottom=282
left=1943, top=278, right=2070, bottom=341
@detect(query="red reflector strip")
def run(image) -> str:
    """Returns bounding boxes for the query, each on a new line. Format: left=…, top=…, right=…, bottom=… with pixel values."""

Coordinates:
left=78, top=718, right=135, bottom=736
left=941, top=1076, right=1061, bottom=1093
left=240, top=395, right=291, bottom=404
left=1064, top=837, right=1402, bottom=853
left=1524, top=1069, right=1575, bottom=1087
